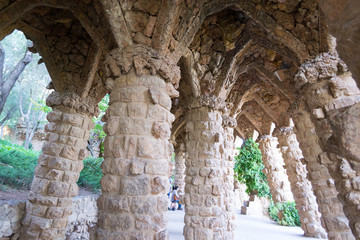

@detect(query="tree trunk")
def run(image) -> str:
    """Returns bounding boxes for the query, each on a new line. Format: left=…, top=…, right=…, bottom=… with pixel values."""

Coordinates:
left=0, top=43, right=33, bottom=116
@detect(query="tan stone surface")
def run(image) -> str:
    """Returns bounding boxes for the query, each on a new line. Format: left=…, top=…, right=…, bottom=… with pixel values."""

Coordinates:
left=96, top=70, right=174, bottom=240
left=183, top=107, right=236, bottom=240
left=277, top=126, right=327, bottom=238
left=258, top=135, right=293, bottom=204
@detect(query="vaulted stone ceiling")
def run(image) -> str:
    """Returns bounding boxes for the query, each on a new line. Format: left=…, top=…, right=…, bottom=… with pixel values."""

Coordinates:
left=0, top=0, right=330, bottom=141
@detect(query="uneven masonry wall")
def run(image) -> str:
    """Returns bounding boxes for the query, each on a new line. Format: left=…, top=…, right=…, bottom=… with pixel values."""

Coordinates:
left=22, top=105, right=94, bottom=240
left=0, top=196, right=97, bottom=240
left=258, top=135, right=293, bottom=204
left=96, top=71, right=174, bottom=239
left=276, top=127, right=327, bottom=238
left=183, top=106, right=235, bottom=240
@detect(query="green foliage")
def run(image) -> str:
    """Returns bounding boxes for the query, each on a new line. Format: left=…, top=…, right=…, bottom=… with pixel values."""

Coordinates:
left=268, top=201, right=301, bottom=227
left=89, top=95, right=109, bottom=156
left=77, top=157, right=103, bottom=192
left=0, top=30, right=50, bottom=126
left=234, top=138, right=271, bottom=198
left=0, top=139, right=39, bottom=189
left=0, top=140, right=103, bottom=193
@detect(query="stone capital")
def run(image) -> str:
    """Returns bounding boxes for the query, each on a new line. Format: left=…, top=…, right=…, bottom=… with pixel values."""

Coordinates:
left=222, top=115, right=237, bottom=128
left=183, top=95, right=227, bottom=111
left=104, top=45, right=181, bottom=88
left=46, top=91, right=99, bottom=117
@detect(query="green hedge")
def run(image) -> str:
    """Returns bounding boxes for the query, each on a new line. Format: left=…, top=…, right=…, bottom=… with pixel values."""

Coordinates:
left=77, top=157, right=103, bottom=192
left=234, top=138, right=271, bottom=198
left=0, top=140, right=103, bottom=192
left=268, top=201, right=301, bottom=227
left=0, top=139, right=39, bottom=189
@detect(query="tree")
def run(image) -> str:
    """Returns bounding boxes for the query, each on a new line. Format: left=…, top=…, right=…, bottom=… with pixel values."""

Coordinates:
left=0, top=40, right=33, bottom=121
left=234, top=138, right=271, bottom=198
left=19, top=90, right=51, bottom=149
left=0, top=30, right=51, bottom=143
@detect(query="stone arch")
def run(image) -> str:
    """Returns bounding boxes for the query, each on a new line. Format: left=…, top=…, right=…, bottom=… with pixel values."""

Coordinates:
left=0, top=0, right=359, bottom=239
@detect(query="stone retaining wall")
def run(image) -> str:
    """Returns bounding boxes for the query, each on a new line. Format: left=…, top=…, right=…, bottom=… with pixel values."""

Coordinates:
left=0, top=195, right=98, bottom=240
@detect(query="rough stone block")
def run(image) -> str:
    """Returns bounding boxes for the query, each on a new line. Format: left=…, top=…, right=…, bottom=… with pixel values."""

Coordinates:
left=120, top=176, right=150, bottom=196
left=47, top=181, right=69, bottom=197
left=61, top=113, right=83, bottom=127
left=100, top=175, right=120, bottom=193
left=59, top=146, right=79, bottom=161
left=48, top=158, right=72, bottom=171
left=130, top=160, right=145, bottom=175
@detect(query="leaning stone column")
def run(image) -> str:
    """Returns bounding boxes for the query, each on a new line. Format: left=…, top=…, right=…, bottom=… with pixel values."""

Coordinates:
left=183, top=96, right=235, bottom=240
left=293, top=109, right=355, bottom=240
left=258, top=135, right=293, bottom=203
left=174, top=143, right=186, bottom=194
left=22, top=92, right=96, bottom=240
left=96, top=47, right=179, bottom=239
left=276, top=124, right=327, bottom=238
left=294, top=52, right=360, bottom=240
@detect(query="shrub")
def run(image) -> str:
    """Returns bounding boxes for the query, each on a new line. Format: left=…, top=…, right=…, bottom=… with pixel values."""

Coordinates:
left=77, top=157, right=103, bottom=192
left=0, top=140, right=103, bottom=193
left=234, top=138, right=271, bottom=198
left=268, top=201, right=301, bottom=227
left=0, top=139, right=39, bottom=189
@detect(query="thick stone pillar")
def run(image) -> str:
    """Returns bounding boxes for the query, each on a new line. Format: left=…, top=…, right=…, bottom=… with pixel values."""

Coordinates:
left=258, top=135, right=293, bottom=203
left=294, top=52, right=360, bottom=239
left=96, top=47, right=179, bottom=239
left=276, top=125, right=327, bottom=238
left=22, top=92, right=96, bottom=240
left=183, top=98, right=235, bottom=240
left=174, top=143, right=186, bottom=194
left=293, top=109, right=355, bottom=240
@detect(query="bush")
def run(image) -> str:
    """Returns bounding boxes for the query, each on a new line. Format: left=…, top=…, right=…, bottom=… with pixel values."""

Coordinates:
left=268, top=201, right=301, bottom=227
left=0, top=139, right=39, bottom=189
left=77, top=157, right=103, bottom=192
left=0, top=140, right=103, bottom=193
left=234, top=138, right=271, bottom=198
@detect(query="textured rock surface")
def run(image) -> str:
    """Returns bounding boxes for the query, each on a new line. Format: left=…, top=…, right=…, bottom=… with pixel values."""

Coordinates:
left=0, top=196, right=97, bottom=240
left=174, top=144, right=186, bottom=195
left=295, top=53, right=360, bottom=239
left=96, top=70, right=174, bottom=239
left=0, top=201, right=25, bottom=239
left=318, top=0, right=360, bottom=85
left=22, top=103, right=94, bottom=240
left=183, top=106, right=236, bottom=240
left=258, top=135, right=293, bottom=204
left=277, top=126, right=327, bottom=238
left=293, top=109, right=355, bottom=240
left=1, top=1, right=360, bottom=239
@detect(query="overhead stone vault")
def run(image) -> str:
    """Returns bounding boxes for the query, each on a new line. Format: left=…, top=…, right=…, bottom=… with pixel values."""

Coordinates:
left=1, top=0, right=360, bottom=240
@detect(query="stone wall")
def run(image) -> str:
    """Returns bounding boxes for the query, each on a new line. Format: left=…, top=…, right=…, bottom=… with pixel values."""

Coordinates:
left=0, top=196, right=97, bottom=240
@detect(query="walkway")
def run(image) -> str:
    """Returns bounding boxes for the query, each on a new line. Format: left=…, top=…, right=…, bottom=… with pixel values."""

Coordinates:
left=167, top=210, right=324, bottom=240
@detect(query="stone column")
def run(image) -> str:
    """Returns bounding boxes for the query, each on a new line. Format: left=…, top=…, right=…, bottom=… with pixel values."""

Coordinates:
left=174, top=143, right=186, bottom=194
left=258, top=135, right=293, bottom=204
left=276, top=125, right=327, bottom=238
left=22, top=92, right=96, bottom=240
left=96, top=47, right=179, bottom=239
left=222, top=115, right=238, bottom=239
left=183, top=97, right=235, bottom=240
left=293, top=109, right=355, bottom=240
left=294, top=52, right=360, bottom=239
